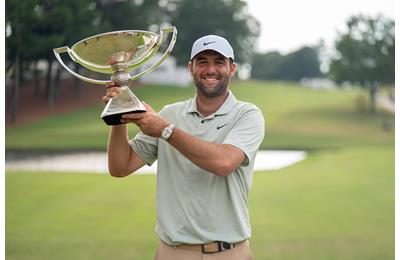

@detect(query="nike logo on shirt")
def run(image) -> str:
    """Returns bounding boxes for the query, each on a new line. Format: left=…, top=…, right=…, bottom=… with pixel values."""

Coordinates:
left=217, top=123, right=229, bottom=130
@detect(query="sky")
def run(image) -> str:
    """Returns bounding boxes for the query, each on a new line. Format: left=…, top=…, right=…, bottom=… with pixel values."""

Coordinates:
left=245, top=0, right=395, bottom=54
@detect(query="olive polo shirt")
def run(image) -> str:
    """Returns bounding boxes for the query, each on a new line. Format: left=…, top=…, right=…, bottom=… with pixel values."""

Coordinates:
left=129, top=90, right=265, bottom=245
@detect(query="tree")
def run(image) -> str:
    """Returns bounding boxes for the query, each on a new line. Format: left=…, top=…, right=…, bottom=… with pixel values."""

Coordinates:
left=170, top=0, right=260, bottom=65
left=33, top=0, right=107, bottom=104
left=5, top=0, right=259, bottom=121
left=6, top=0, right=42, bottom=121
left=6, top=0, right=104, bottom=116
left=329, top=14, right=395, bottom=113
left=278, top=47, right=322, bottom=80
left=95, top=0, right=165, bottom=31
left=251, top=47, right=322, bottom=81
left=251, top=51, right=283, bottom=80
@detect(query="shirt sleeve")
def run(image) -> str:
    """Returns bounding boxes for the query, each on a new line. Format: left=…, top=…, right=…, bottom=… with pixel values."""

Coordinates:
left=129, top=132, right=158, bottom=166
left=223, top=105, right=265, bottom=166
left=128, top=104, right=176, bottom=166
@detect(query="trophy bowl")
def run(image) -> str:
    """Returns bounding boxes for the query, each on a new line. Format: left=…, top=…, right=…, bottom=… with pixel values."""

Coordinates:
left=53, top=26, right=177, bottom=125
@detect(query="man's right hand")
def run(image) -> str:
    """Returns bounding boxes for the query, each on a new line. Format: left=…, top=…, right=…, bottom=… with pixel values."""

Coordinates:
left=102, top=81, right=121, bottom=104
left=104, top=80, right=147, bottom=177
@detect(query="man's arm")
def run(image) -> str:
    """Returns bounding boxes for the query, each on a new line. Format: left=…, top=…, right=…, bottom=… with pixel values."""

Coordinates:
left=121, top=103, right=245, bottom=177
left=167, top=127, right=245, bottom=176
left=103, top=83, right=146, bottom=177
left=107, top=124, right=146, bottom=177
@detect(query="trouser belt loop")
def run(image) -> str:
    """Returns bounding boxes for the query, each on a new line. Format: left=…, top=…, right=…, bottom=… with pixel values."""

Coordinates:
left=223, top=241, right=234, bottom=249
left=201, top=241, right=235, bottom=253
left=217, top=241, right=222, bottom=252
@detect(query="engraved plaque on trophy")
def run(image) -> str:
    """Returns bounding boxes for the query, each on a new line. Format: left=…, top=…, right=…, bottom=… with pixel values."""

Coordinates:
left=53, top=26, right=177, bottom=125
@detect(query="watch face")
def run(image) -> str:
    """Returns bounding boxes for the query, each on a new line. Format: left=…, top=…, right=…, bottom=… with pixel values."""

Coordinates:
left=162, top=125, right=173, bottom=140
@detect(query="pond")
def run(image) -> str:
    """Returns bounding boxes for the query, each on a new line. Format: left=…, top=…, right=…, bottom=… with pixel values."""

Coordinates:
left=5, top=150, right=307, bottom=174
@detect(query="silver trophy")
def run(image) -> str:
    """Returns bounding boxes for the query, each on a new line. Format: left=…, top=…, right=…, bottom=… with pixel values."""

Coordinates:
left=53, top=26, right=177, bottom=125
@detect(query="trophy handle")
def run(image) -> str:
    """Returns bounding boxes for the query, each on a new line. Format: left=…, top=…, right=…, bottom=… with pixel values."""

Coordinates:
left=129, top=26, right=177, bottom=81
left=53, top=46, right=110, bottom=85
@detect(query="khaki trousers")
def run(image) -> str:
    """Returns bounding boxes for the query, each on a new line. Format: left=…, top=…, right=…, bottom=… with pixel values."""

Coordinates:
left=154, top=240, right=253, bottom=260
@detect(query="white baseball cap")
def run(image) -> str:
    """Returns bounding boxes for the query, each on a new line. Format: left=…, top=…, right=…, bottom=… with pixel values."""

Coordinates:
left=190, top=35, right=234, bottom=61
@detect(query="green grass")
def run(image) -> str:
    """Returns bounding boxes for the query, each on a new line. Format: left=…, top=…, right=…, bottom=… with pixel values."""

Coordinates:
left=5, top=85, right=196, bottom=150
left=6, top=172, right=158, bottom=260
left=5, top=80, right=394, bottom=259
left=250, top=146, right=394, bottom=259
left=6, top=145, right=394, bottom=259
left=5, top=80, right=394, bottom=150
left=232, top=81, right=394, bottom=149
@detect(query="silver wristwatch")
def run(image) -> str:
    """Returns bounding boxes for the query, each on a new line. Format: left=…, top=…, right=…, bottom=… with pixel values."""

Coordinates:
left=161, top=123, right=174, bottom=140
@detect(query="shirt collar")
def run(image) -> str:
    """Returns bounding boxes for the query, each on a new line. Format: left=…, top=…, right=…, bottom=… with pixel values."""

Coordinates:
left=187, top=90, right=237, bottom=116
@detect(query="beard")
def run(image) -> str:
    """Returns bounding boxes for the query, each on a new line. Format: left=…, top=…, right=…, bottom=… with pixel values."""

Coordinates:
left=193, top=73, right=230, bottom=98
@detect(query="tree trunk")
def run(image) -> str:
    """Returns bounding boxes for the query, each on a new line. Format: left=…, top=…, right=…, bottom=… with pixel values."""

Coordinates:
left=45, top=58, right=53, bottom=99
left=33, top=61, right=40, bottom=94
left=46, top=58, right=57, bottom=106
left=368, top=82, right=379, bottom=114
left=10, top=51, right=20, bottom=123
left=54, top=64, right=61, bottom=101
left=74, top=63, right=82, bottom=98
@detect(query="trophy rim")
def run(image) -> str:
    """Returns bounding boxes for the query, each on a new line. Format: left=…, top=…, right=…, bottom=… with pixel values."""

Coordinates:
left=71, top=29, right=159, bottom=49
left=70, top=30, right=160, bottom=74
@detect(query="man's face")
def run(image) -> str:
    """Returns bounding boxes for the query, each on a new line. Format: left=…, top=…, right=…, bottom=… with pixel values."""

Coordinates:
left=188, top=50, right=236, bottom=98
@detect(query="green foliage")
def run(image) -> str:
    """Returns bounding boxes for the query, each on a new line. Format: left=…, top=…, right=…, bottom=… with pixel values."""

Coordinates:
left=6, top=0, right=104, bottom=62
left=170, top=0, right=260, bottom=65
left=95, top=0, right=165, bottom=32
left=5, top=0, right=260, bottom=73
left=251, top=51, right=282, bottom=79
left=329, top=14, right=395, bottom=86
left=251, top=47, right=322, bottom=80
left=6, top=0, right=44, bottom=62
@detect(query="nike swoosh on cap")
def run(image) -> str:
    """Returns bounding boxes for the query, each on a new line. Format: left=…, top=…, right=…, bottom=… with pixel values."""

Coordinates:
left=203, top=41, right=216, bottom=46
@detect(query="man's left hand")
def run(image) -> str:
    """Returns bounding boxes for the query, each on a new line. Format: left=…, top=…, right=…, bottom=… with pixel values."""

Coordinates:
left=121, top=102, right=168, bottom=138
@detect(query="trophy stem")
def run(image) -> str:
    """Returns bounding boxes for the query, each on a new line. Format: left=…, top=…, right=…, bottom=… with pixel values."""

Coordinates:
left=101, top=67, right=146, bottom=125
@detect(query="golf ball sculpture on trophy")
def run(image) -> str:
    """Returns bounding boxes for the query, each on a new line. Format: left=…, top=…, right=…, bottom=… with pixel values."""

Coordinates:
left=53, top=26, right=177, bottom=125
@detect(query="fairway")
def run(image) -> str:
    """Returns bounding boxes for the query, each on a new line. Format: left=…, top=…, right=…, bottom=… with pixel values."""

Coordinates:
left=5, top=80, right=394, bottom=259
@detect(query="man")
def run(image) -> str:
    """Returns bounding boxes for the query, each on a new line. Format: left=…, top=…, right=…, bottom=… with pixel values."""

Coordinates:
left=103, top=35, right=265, bottom=260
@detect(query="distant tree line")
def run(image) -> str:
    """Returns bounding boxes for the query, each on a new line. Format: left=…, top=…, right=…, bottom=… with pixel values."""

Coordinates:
left=251, top=46, right=322, bottom=81
left=250, top=14, right=394, bottom=113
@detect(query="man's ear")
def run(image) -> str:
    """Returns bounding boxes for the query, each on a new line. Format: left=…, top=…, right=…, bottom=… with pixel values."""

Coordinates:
left=188, top=61, right=194, bottom=76
left=230, top=62, right=237, bottom=78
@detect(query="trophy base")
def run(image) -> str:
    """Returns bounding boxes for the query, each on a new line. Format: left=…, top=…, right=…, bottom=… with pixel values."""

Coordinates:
left=102, top=110, right=146, bottom=125
left=100, top=86, right=147, bottom=125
